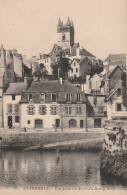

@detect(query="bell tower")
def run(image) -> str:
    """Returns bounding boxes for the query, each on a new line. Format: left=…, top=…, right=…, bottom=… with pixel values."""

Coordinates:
left=57, top=17, right=74, bottom=49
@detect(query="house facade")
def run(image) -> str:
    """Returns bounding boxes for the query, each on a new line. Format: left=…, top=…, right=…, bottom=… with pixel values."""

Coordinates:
left=3, top=79, right=28, bottom=128
left=86, top=94, right=107, bottom=128
left=105, top=83, right=127, bottom=120
left=100, top=66, right=124, bottom=95
left=19, top=79, right=86, bottom=130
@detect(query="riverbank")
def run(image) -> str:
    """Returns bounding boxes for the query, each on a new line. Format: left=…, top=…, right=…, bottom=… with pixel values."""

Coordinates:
left=100, top=150, right=127, bottom=182
left=0, top=129, right=104, bottom=151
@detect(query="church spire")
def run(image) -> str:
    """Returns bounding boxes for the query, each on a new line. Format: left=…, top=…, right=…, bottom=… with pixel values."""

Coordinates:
left=58, top=17, right=62, bottom=26
left=71, top=19, right=74, bottom=27
left=67, top=16, right=71, bottom=26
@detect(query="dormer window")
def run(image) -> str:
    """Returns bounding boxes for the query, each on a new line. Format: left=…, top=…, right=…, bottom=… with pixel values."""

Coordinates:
left=52, top=93, right=57, bottom=102
left=66, top=93, right=72, bottom=101
left=117, top=89, right=121, bottom=96
left=76, top=93, right=81, bottom=101
left=41, top=93, right=45, bottom=101
left=12, top=95, right=15, bottom=100
left=29, top=94, right=32, bottom=101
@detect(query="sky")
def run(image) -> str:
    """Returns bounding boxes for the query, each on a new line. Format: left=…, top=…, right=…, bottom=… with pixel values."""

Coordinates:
left=0, top=0, right=126, bottom=60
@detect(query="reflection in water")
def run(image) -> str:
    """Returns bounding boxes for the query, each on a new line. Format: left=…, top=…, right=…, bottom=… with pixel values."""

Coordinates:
left=0, top=151, right=126, bottom=189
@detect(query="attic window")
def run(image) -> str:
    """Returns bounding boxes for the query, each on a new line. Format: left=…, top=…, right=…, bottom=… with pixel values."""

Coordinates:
left=52, top=94, right=57, bottom=102
left=12, top=95, right=15, bottom=100
left=117, top=89, right=121, bottom=96
left=66, top=93, right=72, bottom=101
left=28, top=94, right=32, bottom=101
left=76, top=93, right=81, bottom=101
left=41, top=93, right=45, bottom=101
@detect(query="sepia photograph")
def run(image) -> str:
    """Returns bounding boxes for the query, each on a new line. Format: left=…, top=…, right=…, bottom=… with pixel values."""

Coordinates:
left=0, top=0, right=127, bottom=194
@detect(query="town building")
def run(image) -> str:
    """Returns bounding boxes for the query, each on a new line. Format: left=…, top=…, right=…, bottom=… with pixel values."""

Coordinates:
left=105, top=82, right=127, bottom=120
left=3, top=78, right=28, bottom=128
left=86, top=94, right=107, bottom=128
left=19, top=79, right=86, bottom=130
left=100, top=66, right=124, bottom=95
left=37, top=17, right=97, bottom=76
left=103, top=53, right=126, bottom=72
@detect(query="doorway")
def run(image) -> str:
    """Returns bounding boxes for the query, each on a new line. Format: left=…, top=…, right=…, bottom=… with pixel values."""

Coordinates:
left=8, top=116, right=12, bottom=128
left=94, top=118, right=101, bottom=128
left=56, top=119, right=60, bottom=128
left=35, top=119, right=43, bottom=128
left=80, top=120, right=84, bottom=128
left=69, top=119, right=77, bottom=128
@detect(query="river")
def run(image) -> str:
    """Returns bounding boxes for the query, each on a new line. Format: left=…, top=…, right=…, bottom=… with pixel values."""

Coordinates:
left=0, top=150, right=126, bottom=189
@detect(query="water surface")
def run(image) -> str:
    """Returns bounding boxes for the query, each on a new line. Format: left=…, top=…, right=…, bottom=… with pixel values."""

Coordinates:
left=0, top=151, right=126, bottom=189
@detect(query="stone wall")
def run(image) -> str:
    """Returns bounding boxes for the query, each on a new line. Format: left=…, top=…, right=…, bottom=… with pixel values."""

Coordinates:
left=0, top=131, right=103, bottom=149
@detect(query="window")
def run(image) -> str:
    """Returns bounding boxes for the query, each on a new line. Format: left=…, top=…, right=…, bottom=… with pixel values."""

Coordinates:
left=76, top=93, right=81, bottom=101
left=66, top=93, right=72, bottom=101
left=74, top=62, right=76, bottom=66
left=15, top=104, right=19, bottom=113
left=12, top=95, right=15, bottom=100
left=28, top=105, right=35, bottom=115
left=116, top=103, right=122, bottom=111
left=28, top=94, right=32, bottom=101
left=51, top=106, right=57, bottom=115
left=76, top=106, right=82, bottom=114
left=62, top=34, right=65, bottom=41
left=76, top=68, right=78, bottom=73
left=117, top=89, right=122, bottom=96
left=52, top=94, right=57, bottom=102
left=15, top=116, right=20, bottom=123
left=65, top=106, right=72, bottom=114
left=27, top=120, right=30, bottom=124
left=98, top=107, right=103, bottom=114
left=8, top=104, right=12, bottom=113
left=39, top=105, right=47, bottom=115
left=41, top=93, right=45, bottom=101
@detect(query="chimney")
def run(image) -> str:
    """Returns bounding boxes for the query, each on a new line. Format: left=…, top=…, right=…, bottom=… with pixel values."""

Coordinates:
left=59, top=77, right=63, bottom=85
left=105, top=78, right=110, bottom=94
left=76, top=47, right=80, bottom=57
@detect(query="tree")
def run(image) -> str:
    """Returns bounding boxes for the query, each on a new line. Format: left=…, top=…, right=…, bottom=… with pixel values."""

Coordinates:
left=51, top=53, right=71, bottom=79
left=33, top=63, right=48, bottom=80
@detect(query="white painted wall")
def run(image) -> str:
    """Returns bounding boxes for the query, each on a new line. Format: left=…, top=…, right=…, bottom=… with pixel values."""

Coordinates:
left=107, top=93, right=127, bottom=120
left=20, top=103, right=60, bottom=129
left=3, top=95, right=21, bottom=127
left=68, top=59, right=80, bottom=78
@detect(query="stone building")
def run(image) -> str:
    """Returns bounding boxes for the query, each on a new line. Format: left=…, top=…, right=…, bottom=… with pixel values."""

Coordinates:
left=105, top=82, right=127, bottom=120
left=3, top=78, right=28, bottom=128
left=19, top=79, right=86, bottom=130
left=86, top=94, right=107, bottom=128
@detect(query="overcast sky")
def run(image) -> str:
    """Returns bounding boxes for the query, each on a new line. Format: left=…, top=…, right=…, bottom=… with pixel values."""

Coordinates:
left=0, top=0, right=126, bottom=60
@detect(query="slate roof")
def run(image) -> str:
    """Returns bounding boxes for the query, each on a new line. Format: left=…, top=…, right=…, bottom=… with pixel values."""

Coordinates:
left=104, top=53, right=126, bottom=62
left=20, top=80, right=86, bottom=103
left=100, top=66, right=124, bottom=87
left=4, top=82, right=27, bottom=95
left=80, top=48, right=95, bottom=57
left=105, top=81, right=122, bottom=101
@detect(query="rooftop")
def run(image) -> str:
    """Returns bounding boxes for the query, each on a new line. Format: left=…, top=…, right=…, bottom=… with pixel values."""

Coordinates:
left=4, top=82, right=27, bottom=95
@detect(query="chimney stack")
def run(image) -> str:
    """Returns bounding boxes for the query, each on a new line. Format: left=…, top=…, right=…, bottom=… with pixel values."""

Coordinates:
left=59, top=77, right=63, bottom=85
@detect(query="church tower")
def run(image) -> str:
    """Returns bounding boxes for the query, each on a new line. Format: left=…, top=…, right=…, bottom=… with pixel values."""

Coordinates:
left=57, top=17, right=74, bottom=49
